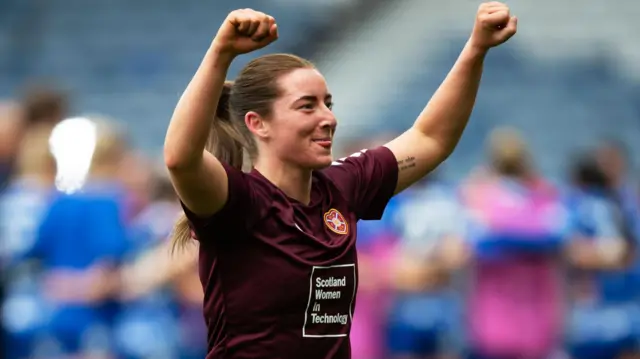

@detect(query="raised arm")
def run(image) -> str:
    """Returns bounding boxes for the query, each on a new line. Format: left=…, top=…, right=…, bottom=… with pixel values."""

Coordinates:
left=385, top=2, right=517, bottom=194
left=163, top=9, right=277, bottom=216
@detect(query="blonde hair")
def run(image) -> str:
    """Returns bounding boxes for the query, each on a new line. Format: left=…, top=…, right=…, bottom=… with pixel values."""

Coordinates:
left=487, top=127, right=531, bottom=177
left=488, top=127, right=527, bottom=159
left=88, top=118, right=127, bottom=176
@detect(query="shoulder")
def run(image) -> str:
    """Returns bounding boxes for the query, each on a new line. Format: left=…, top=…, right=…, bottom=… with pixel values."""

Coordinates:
left=324, top=146, right=396, bottom=172
left=186, top=168, right=280, bottom=237
left=320, top=146, right=398, bottom=196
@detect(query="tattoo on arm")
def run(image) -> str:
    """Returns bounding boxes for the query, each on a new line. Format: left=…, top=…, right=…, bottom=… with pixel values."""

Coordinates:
left=397, top=156, right=416, bottom=172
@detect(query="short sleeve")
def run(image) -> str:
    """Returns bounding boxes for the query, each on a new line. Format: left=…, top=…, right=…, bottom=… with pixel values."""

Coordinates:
left=574, top=197, right=623, bottom=239
left=323, top=146, right=398, bottom=220
left=181, top=162, right=256, bottom=238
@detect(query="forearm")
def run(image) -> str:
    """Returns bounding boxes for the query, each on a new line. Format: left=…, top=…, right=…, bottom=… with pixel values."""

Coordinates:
left=164, top=45, right=233, bottom=169
left=121, top=241, right=198, bottom=299
left=412, top=43, right=486, bottom=157
left=385, top=43, right=488, bottom=192
left=567, top=239, right=630, bottom=270
left=384, top=2, right=516, bottom=194
left=393, top=259, right=448, bottom=291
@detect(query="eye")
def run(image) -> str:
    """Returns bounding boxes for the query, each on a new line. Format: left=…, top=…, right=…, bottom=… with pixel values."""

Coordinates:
left=299, top=103, right=314, bottom=110
left=325, top=102, right=334, bottom=110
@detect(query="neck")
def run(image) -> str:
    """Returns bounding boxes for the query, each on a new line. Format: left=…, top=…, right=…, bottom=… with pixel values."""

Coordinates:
left=254, top=156, right=313, bottom=205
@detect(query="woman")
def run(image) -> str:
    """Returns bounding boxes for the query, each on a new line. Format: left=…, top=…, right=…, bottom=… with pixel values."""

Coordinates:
left=460, top=129, right=568, bottom=359
left=0, top=101, right=24, bottom=188
left=0, top=124, right=57, bottom=359
left=164, top=4, right=517, bottom=358
left=34, top=118, right=130, bottom=359
left=387, top=172, right=467, bottom=359
left=116, top=174, right=205, bottom=359
left=565, top=155, right=640, bottom=359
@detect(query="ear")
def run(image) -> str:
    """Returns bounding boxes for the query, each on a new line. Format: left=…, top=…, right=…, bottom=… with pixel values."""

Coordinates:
left=245, top=111, right=270, bottom=140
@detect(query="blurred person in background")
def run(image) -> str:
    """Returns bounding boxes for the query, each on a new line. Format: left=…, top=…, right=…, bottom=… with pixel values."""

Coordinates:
left=459, top=128, right=568, bottom=359
left=594, top=140, right=640, bottom=249
left=386, top=171, right=467, bottom=359
left=113, top=170, right=181, bottom=359
left=1, top=124, right=57, bottom=359
left=0, top=85, right=67, bottom=188
left=595, top=140, right=637, bottom=200
left=115, top=171, right=205, bottom=359
left=0, top=85, right=66, bottom=188
left=27, top=117, right=131, bottom=359
left=118, top=239, right=204, bottom=359
left=0, top=84, right=67, bottom=358
left=118, top=242, right=203, bottom=359
left=21, top=84, right=68, bottom=128
left=564, top=154, right=640, bottom=359
left=350, top=226, right=397, bottom=359
left=594, top=139, right=640, bottom=357
left=0, top=101, right=25, bottom=188
left=594, top=140, right=640, bottom=232
left=164, top=4, right=516, bottom=358
left=0, top=100, right=25, bottom=357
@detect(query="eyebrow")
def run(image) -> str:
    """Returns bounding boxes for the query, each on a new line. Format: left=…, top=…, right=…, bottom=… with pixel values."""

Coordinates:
left=294, top=94, right=333, bottom=103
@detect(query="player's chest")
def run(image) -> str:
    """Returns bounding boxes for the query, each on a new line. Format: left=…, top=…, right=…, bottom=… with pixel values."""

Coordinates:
left=223, top=239, right=359, bottom=340
left=252, top=202, right=358, bottom=263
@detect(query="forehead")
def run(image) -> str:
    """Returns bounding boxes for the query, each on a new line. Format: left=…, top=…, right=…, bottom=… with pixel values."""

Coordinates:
left=277, top=68, right=329, bottom=100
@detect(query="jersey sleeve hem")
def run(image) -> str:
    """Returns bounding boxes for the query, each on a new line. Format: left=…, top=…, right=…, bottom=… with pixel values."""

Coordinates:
left=360, top=146, right=399, bottom=220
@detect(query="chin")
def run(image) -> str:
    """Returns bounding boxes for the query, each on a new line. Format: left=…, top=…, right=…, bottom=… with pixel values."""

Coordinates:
left=306, top=154, right=333, bottom=170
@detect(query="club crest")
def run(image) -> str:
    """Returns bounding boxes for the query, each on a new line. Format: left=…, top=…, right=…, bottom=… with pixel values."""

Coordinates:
left=323, top=208, right=348, bottom=235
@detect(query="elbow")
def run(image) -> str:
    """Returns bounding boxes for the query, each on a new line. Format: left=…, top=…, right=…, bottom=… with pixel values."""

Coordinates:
left=163, top=144, right=198, bottom=171
left=426, top=134, right=457, bottom=165
left=411, top=127, right=457, bottom=163
left=430, top=133, right=459, bottom=160
left=163, top=145, right=183, bottom=171
left=437, top=145, right=456, bottom=163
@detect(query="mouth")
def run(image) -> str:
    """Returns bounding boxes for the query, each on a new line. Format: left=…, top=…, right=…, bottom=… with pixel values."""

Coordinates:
left=312, top=138, right=332, bottom=149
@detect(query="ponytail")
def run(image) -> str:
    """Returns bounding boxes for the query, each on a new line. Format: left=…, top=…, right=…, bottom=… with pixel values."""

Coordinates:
left=171, top=215, right=193, bottom=253
left=170, top=81, right=249, bottom=253
left=206, top=82, right=246, bottom=170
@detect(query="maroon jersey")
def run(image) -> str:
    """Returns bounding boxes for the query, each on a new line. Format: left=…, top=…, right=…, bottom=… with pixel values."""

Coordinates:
left=184, top=146, right=398, bottom=359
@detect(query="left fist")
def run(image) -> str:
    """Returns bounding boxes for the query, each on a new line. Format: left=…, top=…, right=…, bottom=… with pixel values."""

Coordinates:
left=470, top=2, right=517, bottom=50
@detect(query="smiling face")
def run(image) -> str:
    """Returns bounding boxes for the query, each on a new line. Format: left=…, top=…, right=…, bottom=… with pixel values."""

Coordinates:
left=245, top=68, right=337, bottom=170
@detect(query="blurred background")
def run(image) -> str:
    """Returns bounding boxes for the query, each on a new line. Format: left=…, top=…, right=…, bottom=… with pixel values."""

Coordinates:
left=1, top=0, right=640, bottom=358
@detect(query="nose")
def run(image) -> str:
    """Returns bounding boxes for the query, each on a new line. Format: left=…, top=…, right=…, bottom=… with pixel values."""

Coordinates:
left=319, top=109, right=337, bottom=133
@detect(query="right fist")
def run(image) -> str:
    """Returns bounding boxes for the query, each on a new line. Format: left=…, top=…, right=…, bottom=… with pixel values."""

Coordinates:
left=213, top=9, right=278, bottom=56
left=469, top=2, right=517, bottom=51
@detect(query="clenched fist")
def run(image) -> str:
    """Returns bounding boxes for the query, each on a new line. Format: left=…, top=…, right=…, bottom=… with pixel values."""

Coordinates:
left=212, top=9, right=279, bottom=57
left=469, top=2, right=517, bottom=51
